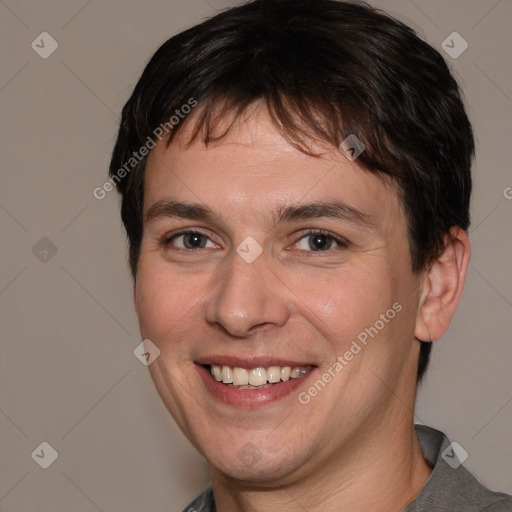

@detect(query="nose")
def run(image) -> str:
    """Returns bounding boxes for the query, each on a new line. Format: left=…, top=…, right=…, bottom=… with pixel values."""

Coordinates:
left=204, top=250, right=290, bottom=338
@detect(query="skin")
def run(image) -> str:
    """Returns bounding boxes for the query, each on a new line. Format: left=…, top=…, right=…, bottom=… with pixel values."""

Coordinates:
left=134, top=102, right=471, bottom=512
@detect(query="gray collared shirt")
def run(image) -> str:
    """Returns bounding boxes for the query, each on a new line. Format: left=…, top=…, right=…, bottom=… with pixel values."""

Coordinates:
left=182, top=425, right=512, bottom=511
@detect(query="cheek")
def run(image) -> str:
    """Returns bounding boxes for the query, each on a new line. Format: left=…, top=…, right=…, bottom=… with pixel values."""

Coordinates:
left=283, top=263, right=393, bottom=351
left=135, top=257, right=202, bottom=343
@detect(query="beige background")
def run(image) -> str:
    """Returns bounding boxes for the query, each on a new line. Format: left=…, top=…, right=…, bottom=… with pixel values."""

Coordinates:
left=0, top=1, right=511, bottom=511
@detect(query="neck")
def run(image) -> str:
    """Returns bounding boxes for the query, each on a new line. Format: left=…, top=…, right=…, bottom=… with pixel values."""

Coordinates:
left=211, top=421, right=432, bottom=512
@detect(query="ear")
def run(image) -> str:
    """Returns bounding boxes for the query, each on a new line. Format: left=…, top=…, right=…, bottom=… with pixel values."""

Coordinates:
left=415, top=227, right=471, bottom=342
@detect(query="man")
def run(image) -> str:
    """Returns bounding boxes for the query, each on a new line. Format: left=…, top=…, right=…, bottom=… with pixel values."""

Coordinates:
left=109, top=0, right=512, bottom=510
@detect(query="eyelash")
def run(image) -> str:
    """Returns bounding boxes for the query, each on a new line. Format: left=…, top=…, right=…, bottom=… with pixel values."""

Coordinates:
left=293, top=229, right=349, bottom=251
left=161, top=228, right=348, bottom=252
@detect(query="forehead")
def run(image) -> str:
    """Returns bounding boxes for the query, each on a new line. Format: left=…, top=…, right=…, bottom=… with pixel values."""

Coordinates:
left=143, top=105, right=402, bottom=230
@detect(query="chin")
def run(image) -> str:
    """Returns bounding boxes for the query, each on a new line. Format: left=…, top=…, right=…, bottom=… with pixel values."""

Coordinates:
left=206, top=442, right=306, bottom=485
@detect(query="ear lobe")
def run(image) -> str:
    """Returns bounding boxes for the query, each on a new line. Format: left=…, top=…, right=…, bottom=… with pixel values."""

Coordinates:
left=415, top=227, right=471, bottom=342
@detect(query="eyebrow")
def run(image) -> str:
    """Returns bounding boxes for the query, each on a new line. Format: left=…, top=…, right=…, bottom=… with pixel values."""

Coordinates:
left=272, top=201, right=375, bottom=228
left=144, top=199, right=375, bottom=229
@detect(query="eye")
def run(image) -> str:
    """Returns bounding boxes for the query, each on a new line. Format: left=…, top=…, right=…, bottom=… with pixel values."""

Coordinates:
left=294, top=230, right=347, bottom=252
left=164, top=230, right=219, bottom=250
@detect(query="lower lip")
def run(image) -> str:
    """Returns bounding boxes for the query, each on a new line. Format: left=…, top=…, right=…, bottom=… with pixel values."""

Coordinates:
left=195, top=364, right=316, bottom=408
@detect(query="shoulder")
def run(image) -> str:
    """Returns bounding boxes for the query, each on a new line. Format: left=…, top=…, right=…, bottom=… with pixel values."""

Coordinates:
left=407, top=425, right=512, bottom=512
left=480, top=496, right=512, bottom=511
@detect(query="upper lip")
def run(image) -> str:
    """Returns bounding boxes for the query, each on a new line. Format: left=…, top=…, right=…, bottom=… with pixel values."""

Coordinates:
left=195, top=356, right=315, bottom=369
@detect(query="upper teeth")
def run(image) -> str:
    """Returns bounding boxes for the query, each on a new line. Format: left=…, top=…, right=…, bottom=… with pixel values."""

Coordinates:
left=210, top=364, right=311, bottom=386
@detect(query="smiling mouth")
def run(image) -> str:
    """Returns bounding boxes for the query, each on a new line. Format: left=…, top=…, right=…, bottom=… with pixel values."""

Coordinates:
left=203, top=364, right=314, bottom=389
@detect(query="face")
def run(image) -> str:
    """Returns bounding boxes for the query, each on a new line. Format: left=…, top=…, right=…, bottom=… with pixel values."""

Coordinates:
left=135, top=105, right=426, bottom=485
